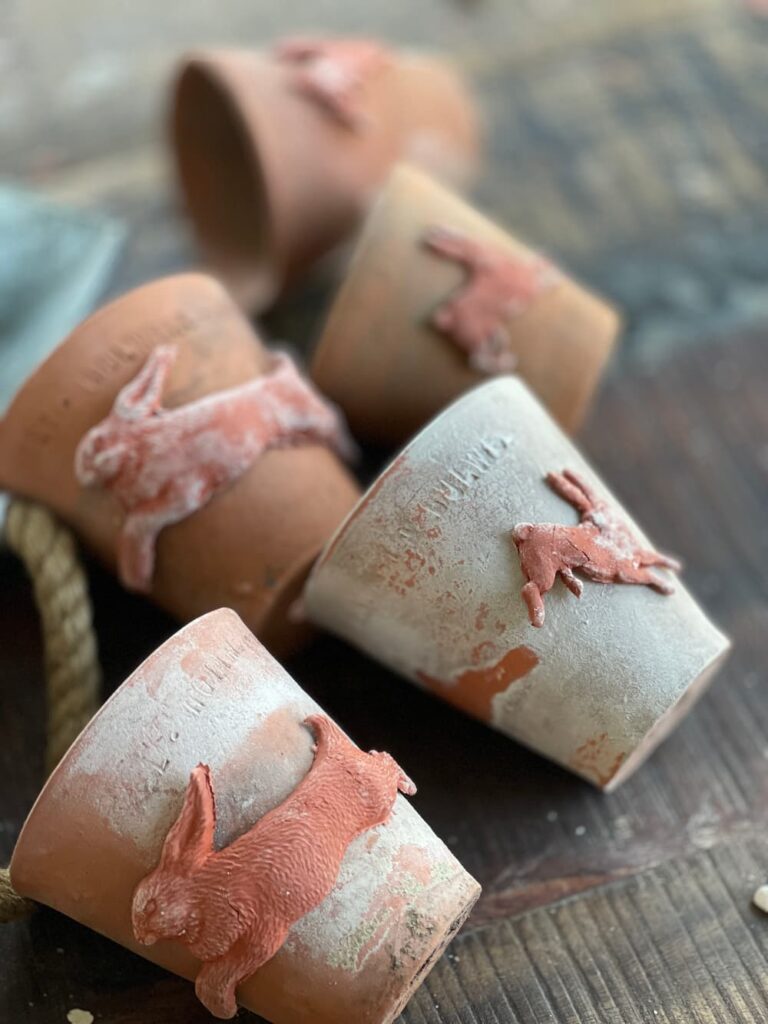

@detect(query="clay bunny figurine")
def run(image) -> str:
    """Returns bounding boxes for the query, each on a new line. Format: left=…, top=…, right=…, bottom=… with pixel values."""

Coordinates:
left=512, top=469, right=681, bottom=627
left=75, top=345, right=355, bottom=592
left=423, top=225, right=561, bottom=374
left=274, top=37, right=391, bottom=129
left=132, top=714, right=416, bottom=1019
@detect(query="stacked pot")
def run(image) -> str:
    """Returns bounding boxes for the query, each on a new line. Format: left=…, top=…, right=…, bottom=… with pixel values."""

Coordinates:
left=1, top=33, right=729, bottom=1024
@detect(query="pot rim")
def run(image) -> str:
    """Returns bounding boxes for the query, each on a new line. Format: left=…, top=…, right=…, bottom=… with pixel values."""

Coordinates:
left=0, top=271, right=227, bottom=437
left=9, top=607, right=243, bottom=883
left=309, top=374, right=515, bottom=579
left=171, top=50, right=284, bottom=305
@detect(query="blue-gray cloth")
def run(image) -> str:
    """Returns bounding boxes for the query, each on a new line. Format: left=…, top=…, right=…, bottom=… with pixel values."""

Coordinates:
left=0, top=185, right=124, bottom=415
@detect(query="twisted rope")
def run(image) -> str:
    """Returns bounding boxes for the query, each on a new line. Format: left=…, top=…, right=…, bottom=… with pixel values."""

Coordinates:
left=0, top=499, right=101, bottom=923
left=0, top=868, right=32, bottom=923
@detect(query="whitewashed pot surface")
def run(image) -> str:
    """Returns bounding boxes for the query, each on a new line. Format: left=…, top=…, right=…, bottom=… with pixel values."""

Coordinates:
left=11, top=609, right=479, bottom=1024
left=304, top=378, right=730, bottom=790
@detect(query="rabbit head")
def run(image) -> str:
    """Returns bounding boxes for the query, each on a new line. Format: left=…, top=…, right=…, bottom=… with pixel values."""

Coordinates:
left=75, top=345, right=178, bottom=488
left=132, top=764, right=215, bottom=948
left=511, top=523, right=534, bottom=545
left=132, top=867, right=204, bottom=947
left=75, top=420, right=132, bottom=487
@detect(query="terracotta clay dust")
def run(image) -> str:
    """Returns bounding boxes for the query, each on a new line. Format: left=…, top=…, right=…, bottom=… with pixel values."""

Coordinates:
left=0, top=273, right=361, bottom=657
left=304, top=378, right=730, bottom=790
left=10, top=609, right=480, bottom=1023
left=310, top=164, right=621, bottom=445
left=171, top=40, right=480, bottom=310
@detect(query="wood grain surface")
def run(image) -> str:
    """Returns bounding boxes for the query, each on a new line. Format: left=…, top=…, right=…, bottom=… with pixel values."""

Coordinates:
left=2, top=0, right=768, bottom=1021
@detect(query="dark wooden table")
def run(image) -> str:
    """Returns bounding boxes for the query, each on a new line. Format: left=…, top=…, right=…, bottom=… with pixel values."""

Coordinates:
left=2, top=1, right=768, bottom=1021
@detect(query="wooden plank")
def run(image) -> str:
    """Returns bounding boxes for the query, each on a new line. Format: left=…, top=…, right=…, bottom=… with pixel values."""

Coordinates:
left=5, top=839, right=768, bottom=1022
left=2, top=320, right=767, bottom=1024
left=404, top=838, right=768, bottom=1024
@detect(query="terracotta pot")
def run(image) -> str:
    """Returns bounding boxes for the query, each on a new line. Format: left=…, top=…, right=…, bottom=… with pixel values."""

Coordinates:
left=0, top=273, right=361, bottom=657
left=10, top=609, right=480, bottom=1022
left=310, top=164, right=621, bottom=445
left=304, top=378, right=730, bottom=790
left=171, top=41, right=480, bottom=310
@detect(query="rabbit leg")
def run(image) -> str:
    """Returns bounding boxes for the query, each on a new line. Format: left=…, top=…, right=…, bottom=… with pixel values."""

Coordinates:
left=118, top=500, right=165, bottom=591
left=434, top=287, right=501, bottom=361
left=521, top=580, right=546, bottom=628
left=579, top=561, right=620, bottom=586
left=423, top=229, right=503, bottom=354
left=118, top=476, right=210, bottom=591
left=640, top=547, right=682, bottom=572
left=559, top=566, right=584, bottom=597
left=546, top=470, right=595, bottom=516
left=195, top=927, right=286, bottom=1020
left=616, top=565, right=676, bottom=595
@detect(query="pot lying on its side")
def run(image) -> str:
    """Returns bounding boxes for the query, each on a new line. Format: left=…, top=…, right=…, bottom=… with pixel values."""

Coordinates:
left=311, top=164, right=620, bottom=445
left=0, top=273, right=361, bottom=657
left=10, top=609, right=480, bottom=1023
left=304, top=377, right=730, bottom=790
left=172, top=39, right=481, bottom=310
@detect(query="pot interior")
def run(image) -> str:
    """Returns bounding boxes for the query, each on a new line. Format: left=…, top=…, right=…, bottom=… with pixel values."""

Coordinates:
left=173, top=61, right=273, bottom=291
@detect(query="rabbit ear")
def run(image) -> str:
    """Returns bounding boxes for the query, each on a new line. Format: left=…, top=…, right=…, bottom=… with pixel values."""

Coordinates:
left=158, top=764, right=216, bottom=874
left=304, top=714, right=352, bottom=760
left=275, top=37, right=319, bottom=60
left=423, top=226, right=481, bottom=268
left=115, top=344, right=176, bottom=421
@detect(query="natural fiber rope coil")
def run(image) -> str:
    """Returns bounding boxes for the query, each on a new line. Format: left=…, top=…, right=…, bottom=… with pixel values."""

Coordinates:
left=0, top=499, right=101, bottom=923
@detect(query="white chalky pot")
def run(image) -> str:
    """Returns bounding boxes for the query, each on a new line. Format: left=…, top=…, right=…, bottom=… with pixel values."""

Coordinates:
left=10, top=609, right=479, bottom=1024
left=304, top=378, right=730, bottom=790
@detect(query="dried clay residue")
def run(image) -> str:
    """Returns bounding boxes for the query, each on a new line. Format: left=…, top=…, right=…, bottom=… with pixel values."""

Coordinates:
left=423, top=225, right=560, bottom=374
left=131, top=714, right=415, bottom=1019
left=417, top=645, right=539, bottom=723
left=327, top=844, right=446, bottom=975
left=512, top=469, right=681, bottom=627
left=275, top=37, right=391, bottom=129
left=570, top=733, right=625, bottom=789
left=75, top=346, right=354, bottom=592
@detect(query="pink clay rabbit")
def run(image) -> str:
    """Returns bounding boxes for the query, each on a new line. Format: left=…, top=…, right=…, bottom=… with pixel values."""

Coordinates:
left=275, top=37, right=391, bottom=129
left=132, top=714, right=415, bottom=1019
left=512, top=469, right=681, bottom=628
left=423, top=225, right=561, bottom=374
left=74, top=345, right=355, bottom=592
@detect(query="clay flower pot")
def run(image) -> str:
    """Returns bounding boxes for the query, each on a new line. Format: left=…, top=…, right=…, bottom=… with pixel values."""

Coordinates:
left=304, top=378, right=730, bottom=790
left=0, top=273, right=361, bottom=657
left=171, top=39, right=480, bottom=310
left=310, top=164, right=621, bottom=445
left=10, top=609, right=480, bottom=1022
